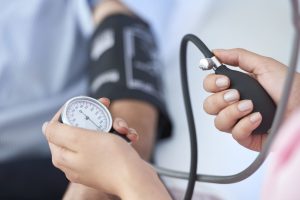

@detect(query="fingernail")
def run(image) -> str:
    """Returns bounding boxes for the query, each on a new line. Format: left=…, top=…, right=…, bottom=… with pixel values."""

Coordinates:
left=100, top=97, right=110, bottom=103
left=250, top=112, right=262, bottom=123
left=117, top=119, right=127, bottom=128
left=224, top=90, right=239, bottom=102
left=216, top=77, right=229, bottom=88
left=129, top=129, right=139, bottom=140
left=238, top=100, right=253, bottom=112
left=42, top=122, right=48, bottom=134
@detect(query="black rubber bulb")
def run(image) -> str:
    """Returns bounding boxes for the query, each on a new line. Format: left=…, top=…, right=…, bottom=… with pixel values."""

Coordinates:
left=215, top=65, right=276, bottom=134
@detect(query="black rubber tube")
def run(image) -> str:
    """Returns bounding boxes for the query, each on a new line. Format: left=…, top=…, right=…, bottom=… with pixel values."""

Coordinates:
left=179, top=34, right=200, bottom=200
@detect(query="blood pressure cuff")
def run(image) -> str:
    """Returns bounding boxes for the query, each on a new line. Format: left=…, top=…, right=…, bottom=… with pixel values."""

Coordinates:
left=87, top=14, right=172, bottom=139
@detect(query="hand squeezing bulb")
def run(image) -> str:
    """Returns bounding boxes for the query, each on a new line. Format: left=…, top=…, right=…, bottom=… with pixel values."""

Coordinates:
left=200, top=56, right=276, bottom=134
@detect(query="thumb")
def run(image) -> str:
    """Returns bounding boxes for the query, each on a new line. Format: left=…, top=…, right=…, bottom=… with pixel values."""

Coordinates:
left=213, top=48, right=288, bottom=105
left=212, top=48, right=279, bottom=75
left=99, top=97, right=111, bottom=108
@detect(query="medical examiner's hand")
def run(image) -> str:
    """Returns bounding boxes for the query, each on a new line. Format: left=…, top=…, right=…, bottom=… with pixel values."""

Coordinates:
left=43, top=98, right=171, bottom=200
left=203, top=48, right=300, bottom=151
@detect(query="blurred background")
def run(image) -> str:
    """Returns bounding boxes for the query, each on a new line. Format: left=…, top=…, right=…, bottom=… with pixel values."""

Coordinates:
left=0, top=0, right=294, bottom=199
left=151, top=0, right=293, bottom=199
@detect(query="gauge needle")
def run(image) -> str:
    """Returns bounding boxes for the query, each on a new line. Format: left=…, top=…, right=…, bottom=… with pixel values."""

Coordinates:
left=79, top=110, right=101, bottom=129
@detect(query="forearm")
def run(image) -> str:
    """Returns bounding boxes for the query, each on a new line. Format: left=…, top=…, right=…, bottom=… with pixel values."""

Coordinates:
left=63, top=1, right=161, bottom=199
left=93, top=0, right=134, bottom=25
left=63, top=184, right=115, bottom=200
left=119, top=162, right=172, bottom=200
left=110, top=100, right=157, bottom=161
left=92, top=0, right=158, bottom=161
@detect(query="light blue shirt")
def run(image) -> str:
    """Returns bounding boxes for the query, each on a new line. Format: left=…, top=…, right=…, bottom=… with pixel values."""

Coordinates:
left=0, top=0, right=95, bottom=161
left=0, top=0, right=172, bottom=162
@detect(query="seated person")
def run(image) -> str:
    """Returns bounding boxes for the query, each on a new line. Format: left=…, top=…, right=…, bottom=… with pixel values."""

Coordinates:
left=0, top=1, right=170, bottom=199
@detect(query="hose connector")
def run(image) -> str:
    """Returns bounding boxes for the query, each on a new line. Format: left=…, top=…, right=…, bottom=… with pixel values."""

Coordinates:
left=199, top=56, right=222, bottom=71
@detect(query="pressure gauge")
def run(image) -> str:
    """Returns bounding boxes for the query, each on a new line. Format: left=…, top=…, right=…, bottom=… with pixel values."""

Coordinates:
left=60, top=96, right=113, bottom=132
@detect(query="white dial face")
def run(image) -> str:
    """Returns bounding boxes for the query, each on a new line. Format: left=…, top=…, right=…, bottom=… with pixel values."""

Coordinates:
left=62, top=96, right=112, bottom=132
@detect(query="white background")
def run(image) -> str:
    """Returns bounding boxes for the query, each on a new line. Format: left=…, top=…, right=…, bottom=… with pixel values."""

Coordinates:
left=154, top=1, right=293, bottom=199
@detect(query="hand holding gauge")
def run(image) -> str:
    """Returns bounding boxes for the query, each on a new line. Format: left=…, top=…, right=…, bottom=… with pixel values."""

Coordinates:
left=59, top=96, right=131, bottom=142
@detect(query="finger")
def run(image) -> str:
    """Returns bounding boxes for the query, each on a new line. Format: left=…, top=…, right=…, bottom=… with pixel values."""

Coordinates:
left=237, top=133, right=268, bottom=152
left=215, top=100, right=253, bottom=132
left=65, top=171, right=81, bottom=184
left=99, top=97, right=111, bottom=108
left=203, top=89, right=240, bottom=115
left=213, top=48, right=274, bottom=74
left=203, top=74, right=230, bottom=92
left=231, top=112, right=267, bottom=152
left=127, top=128, right=139, bottom=143
left=112, top=117, right=129, bottom=134
left=231, top=112, right=263, bottom=141
left=51, top=107, right=64, bottom=122
left=43, top=121, right=89, bottom=151
left=48, top=142, right=75, bottom=170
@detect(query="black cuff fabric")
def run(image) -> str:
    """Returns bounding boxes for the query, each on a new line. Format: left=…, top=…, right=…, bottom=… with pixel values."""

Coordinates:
left=87, top=14, right=172, bottom=139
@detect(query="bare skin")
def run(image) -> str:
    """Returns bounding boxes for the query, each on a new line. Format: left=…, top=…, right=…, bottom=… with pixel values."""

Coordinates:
left=62, top=1, right=159, bottom=199
left=203, top=48, right=300, bottom=151
left=43, top=98, right=171, bottom=200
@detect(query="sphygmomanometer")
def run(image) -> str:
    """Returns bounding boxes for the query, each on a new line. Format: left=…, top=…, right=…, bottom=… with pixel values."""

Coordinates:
left=60, top=1, right=300, bottom=199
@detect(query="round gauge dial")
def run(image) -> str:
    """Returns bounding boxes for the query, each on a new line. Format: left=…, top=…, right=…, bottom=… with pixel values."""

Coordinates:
left=61, top=96, right=112, bottom=132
